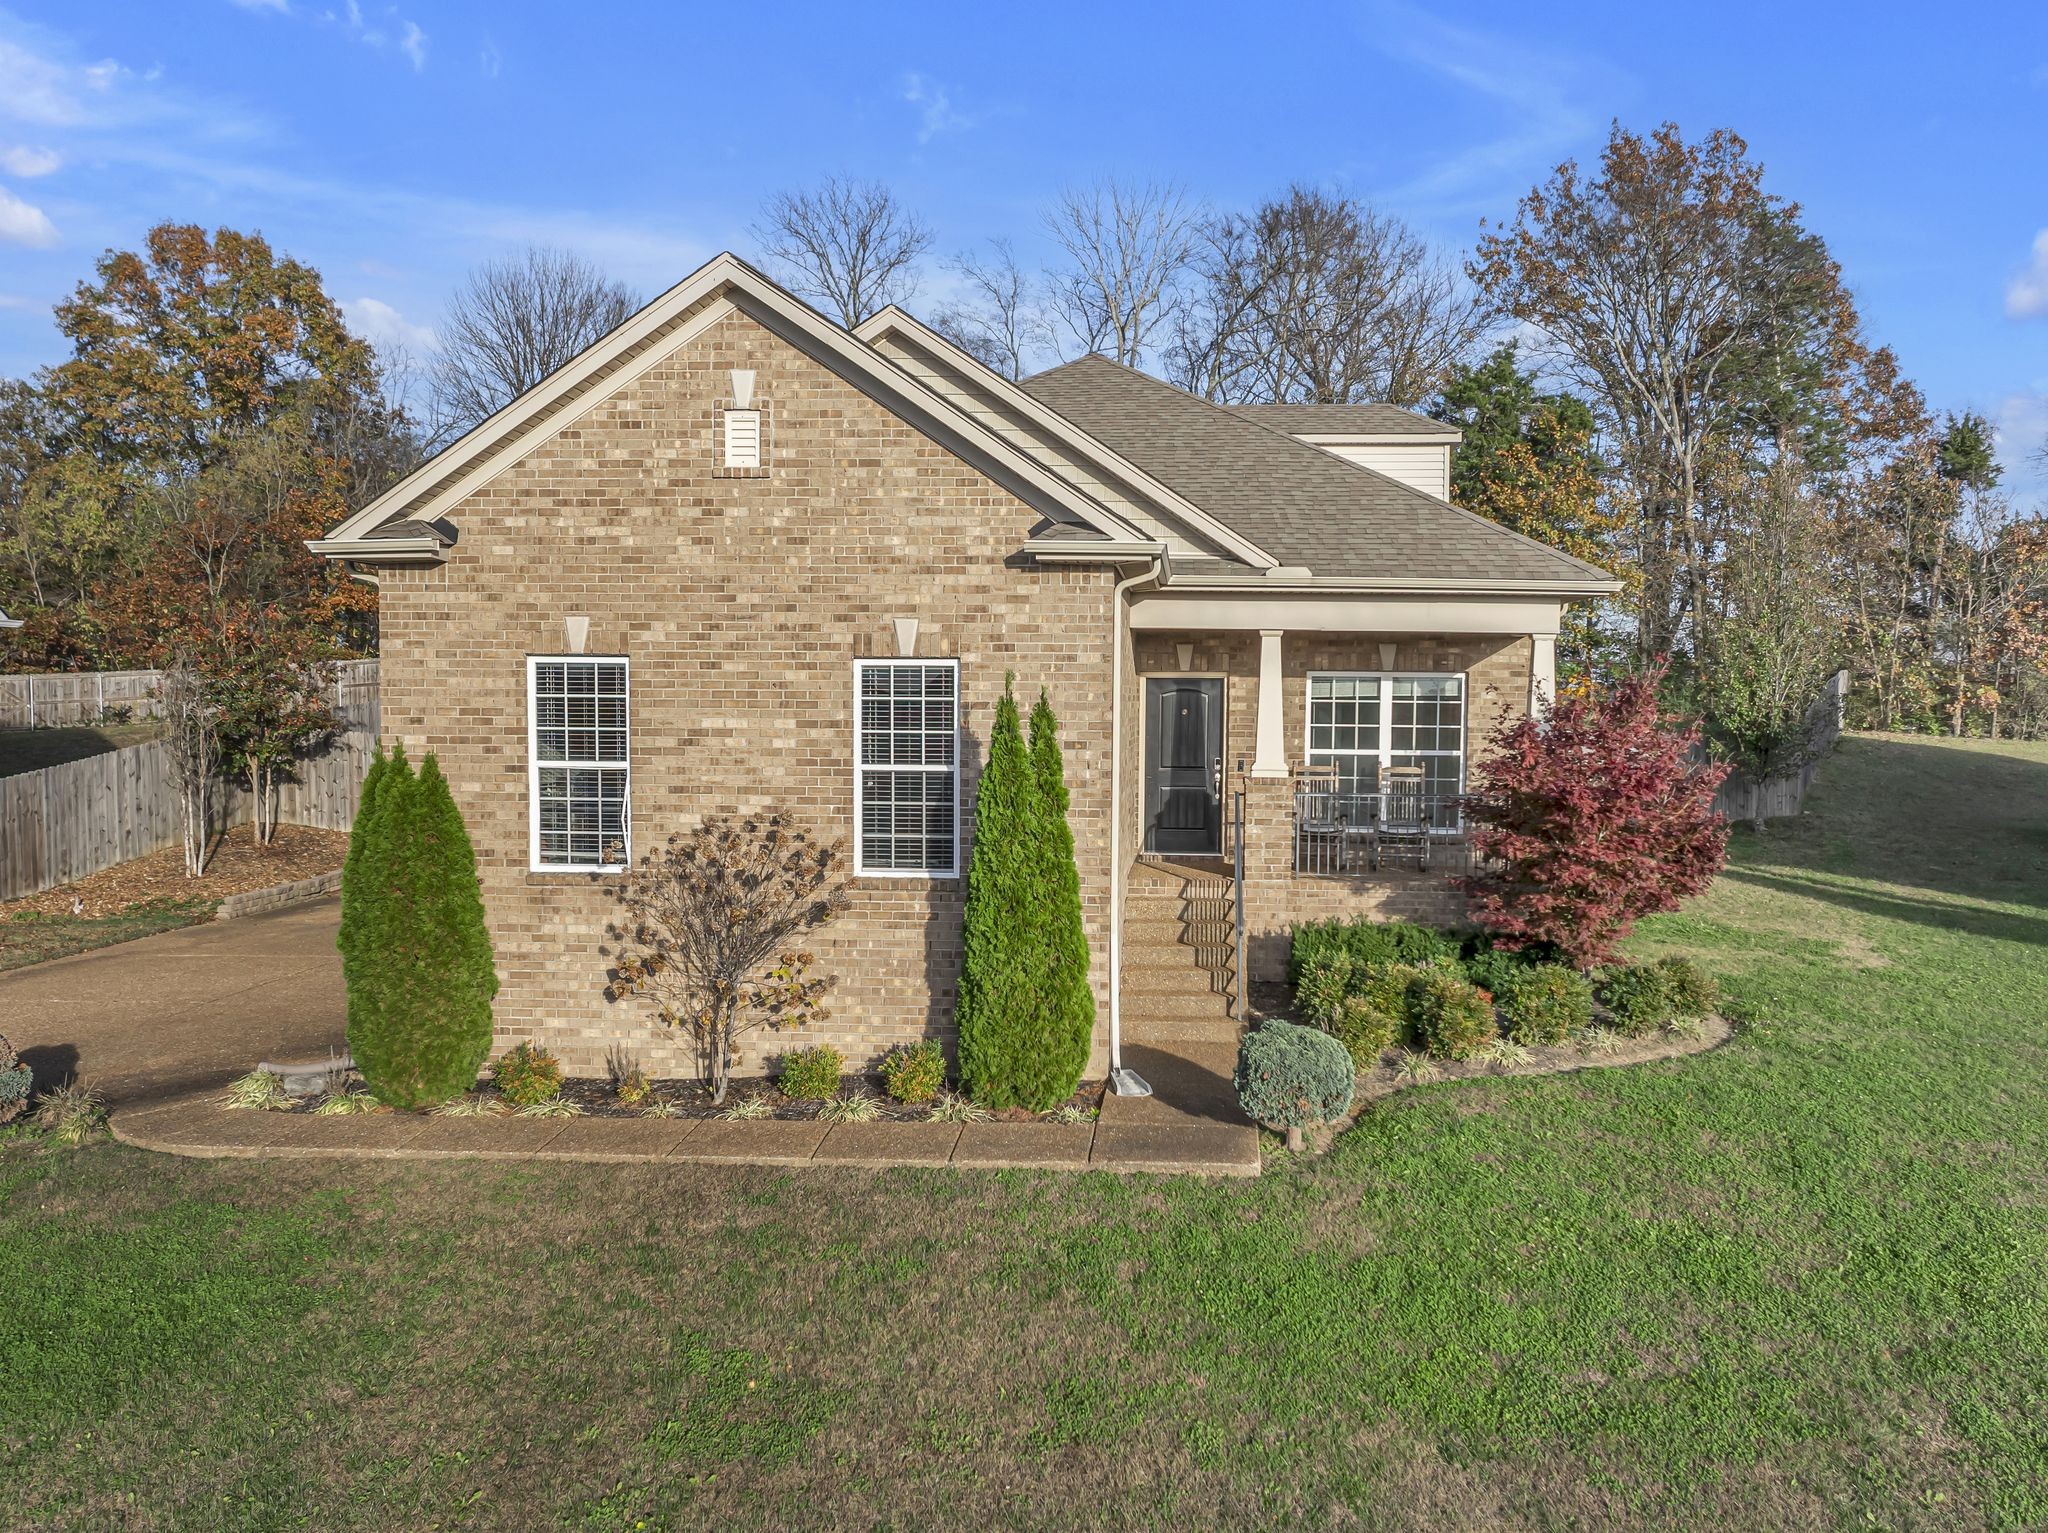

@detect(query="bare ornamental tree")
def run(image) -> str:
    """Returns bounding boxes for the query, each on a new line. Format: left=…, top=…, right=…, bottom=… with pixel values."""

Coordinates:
left=156, top=658, right=223, bottom=877
left=602, top=814, right=851, bottom=1104
left=755, top=177, right=934, bottom=327
left=431, top=245, right=640, bottom=438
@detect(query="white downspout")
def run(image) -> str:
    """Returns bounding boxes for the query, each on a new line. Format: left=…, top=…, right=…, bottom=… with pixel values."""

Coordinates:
left=1108, top=555, right=1163, bottom=1096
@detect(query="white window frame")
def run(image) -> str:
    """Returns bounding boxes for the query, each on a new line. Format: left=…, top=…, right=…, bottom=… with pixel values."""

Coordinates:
left=1304, top=670, right=1468, bottom=826
left=853, top=657, right=961, bottom=879
left=527, top=654, right=631, bottom=874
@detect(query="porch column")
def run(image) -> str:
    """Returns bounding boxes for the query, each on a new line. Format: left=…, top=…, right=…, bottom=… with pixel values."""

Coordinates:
left=1530, top=633, right=1557, bottom=718
left=1252, top=628, right=1287, bottom=777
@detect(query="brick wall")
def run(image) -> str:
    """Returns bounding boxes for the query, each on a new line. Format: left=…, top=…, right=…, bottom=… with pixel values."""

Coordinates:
left=377, top=308, right=1117, bottom=1081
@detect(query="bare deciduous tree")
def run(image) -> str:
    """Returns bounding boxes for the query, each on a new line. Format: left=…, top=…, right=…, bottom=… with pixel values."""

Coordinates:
left=1041, top=178, right=1201, bottom=368
left=602, top=813, right=851, bottom=1103
left=431, top=245, right=640, bottom=437
left=754, top=177, right=934, bottom=327
left=930, top=239, right=1045, bottom=381
left=156, top=658, right=222, bottom=877
left=1171, top=186, right=1491, bottom=406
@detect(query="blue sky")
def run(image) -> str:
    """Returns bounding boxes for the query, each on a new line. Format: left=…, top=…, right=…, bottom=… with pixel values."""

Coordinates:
left=2, top=0, right=2045, bottom=498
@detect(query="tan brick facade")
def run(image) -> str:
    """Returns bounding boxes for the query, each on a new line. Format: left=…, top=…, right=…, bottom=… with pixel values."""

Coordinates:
left=375, top=308, right=1119, bottom=1080
left=1129, top=631, right=1534, bottom=978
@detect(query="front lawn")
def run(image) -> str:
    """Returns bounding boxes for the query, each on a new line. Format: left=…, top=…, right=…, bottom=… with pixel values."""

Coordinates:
left=4, top=732, right=2046, bottom=1529
left=0, top=898, right=218, bottom=972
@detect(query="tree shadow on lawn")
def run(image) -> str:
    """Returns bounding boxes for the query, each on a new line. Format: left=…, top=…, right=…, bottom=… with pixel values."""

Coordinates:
left=1714, top=864, right=2048, bottom=950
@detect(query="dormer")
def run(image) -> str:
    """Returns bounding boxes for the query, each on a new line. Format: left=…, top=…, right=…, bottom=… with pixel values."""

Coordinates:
left=1227, top=404, right=1461, bottom=501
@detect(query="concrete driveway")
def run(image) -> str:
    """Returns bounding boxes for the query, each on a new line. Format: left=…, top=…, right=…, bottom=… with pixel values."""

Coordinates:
left=1, top=898, right=347, bottom=1107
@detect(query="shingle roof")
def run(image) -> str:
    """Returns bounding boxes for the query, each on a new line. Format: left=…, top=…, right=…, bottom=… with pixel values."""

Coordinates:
left=1018, top=355, right=1612, bottom=588
left=1226, top=402, right=1458, bottom=439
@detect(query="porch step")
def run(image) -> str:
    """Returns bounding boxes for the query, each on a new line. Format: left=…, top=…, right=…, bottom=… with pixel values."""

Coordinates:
left=1120, top=966, right=1233, bottom=999
left=1120, top=941, right=1232, bottom=971
left=1119, top=1015, right=1244, bottom=1044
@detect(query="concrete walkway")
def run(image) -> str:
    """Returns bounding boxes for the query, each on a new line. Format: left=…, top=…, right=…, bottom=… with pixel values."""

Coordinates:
left=1, top=898, right=348, bottom=1106
left=112, top=1087, right=1259, bottom=1176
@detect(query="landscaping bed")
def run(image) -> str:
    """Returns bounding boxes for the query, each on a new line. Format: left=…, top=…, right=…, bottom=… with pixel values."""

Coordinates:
left=2, top=822, right=348, bottom=921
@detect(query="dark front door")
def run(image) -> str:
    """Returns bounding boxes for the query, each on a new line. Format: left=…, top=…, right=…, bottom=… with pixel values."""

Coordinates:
left=1145, top=677, right=1224, bottom=855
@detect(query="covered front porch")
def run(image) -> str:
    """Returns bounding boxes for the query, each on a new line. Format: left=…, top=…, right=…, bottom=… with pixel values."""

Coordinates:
left=1123, top=595, right=1555, bottom=982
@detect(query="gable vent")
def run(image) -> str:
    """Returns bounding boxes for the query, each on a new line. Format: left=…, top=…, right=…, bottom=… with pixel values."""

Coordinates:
left=723, top=408, right=762, bottom=470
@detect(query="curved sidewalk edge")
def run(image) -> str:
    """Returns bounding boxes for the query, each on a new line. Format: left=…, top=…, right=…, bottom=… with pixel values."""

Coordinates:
left=110, top=1092, right=1259, bottom=1178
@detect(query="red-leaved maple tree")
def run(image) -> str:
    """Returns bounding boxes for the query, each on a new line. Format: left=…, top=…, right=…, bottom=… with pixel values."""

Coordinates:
left=1462, top=665, right=1729, bottom=967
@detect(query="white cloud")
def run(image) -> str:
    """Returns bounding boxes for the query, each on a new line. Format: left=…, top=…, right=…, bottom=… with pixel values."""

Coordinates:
left=479, top=40, right=501, bottom=79
left=227, top=0, right=290, bottom=11
left=2005, top=229, right=2048, bottom=319
left=901, top=73, right=969, bottom=143
left=0, top=144, right=59, bottom=176
left=345, top=294, right=436, bottom=355
left=0, top=184, right=58, bottom=247
left=398, top=20, right=426, bottom=71
left=0, top=35, right=125, bottom=127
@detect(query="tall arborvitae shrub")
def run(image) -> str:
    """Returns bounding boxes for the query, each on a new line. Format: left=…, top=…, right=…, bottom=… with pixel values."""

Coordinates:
left=956, top=680, right=1050, bottom=1109
left=336, top=743, right=394, bottom=980
left=1027, top=688, right=1094, bottom=1102
left=346, top=751, right=499, bottom=1108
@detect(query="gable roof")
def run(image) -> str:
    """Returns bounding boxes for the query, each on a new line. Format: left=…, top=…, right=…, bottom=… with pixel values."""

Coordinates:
left=1019, top=355, right=1614, bottom=591
left=1226, top=402, right=1459, bottom=441
left=313, top=252, right=1149, bottom=559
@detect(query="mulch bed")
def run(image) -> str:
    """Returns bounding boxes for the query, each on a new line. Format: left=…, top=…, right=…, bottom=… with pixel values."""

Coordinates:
left=2, top=823, right=349, bottom=920
left=271, top=1073, right=1108, bottom=1124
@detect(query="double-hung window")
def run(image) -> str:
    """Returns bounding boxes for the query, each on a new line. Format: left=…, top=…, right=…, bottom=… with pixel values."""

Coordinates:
left=528, top=656, right=630, bottom=871
left=854, top=659, right=959, bottom=876
left=1306, top=672, right=1466, bottom=819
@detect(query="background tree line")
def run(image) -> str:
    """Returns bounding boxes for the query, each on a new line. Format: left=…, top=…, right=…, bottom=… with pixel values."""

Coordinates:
left=3, top=126, right=2044, bottom=767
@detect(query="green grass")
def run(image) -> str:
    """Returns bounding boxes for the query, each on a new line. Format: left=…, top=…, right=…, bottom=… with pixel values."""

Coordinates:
left=0, top=898, right=219, bottom=971
left=0, top=721, right=162, bottom=779
left=4, top=732, right=2047, bottom=1529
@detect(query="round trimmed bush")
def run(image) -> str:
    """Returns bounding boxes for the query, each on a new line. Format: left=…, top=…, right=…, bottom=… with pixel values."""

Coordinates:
left=1655, top=957, right=1720, bottom=1019
left=0, top=1032, right=30, bottom=1126
left=879, top=1040, right=946, bottom=1105
left=1497, top=965, right=1593, bottom=1045
left=779, top=1044, right=843, bottom=1102
left=1597, top=964, right=1674, bottom=1037
left=1328, top=996, right=1401, bottom=1071
left=1408, top=970, right=1498, bottom=1060
left=1234, top=1021, right=1355, bottom=1150
left=492, top=1041, right=563, bottom=1106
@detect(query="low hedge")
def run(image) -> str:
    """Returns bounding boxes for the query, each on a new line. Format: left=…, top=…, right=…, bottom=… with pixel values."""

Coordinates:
left=779, top=1045, right=844, bottom=1101
left=1408, top=970, right=1498, bottom=1060
left=1289, top=917, right=1459, bottom=988
left=1656, top=957, right=1720, bottom=1019
left=1597, top=964, right=1674, bottom=1037
left=492, top=1042, right=563, bottom=1107
left=879, top=1040, right=946, bottom=1105
left=1329, top=996, right=1402, bottom=1071
left=1497, top=965, right=1593, bottom=1045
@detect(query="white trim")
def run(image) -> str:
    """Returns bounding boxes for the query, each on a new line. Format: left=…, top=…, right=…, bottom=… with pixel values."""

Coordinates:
left=856, top=306, right=1280, bottom=570
left=526, top=653, right=632, bottom=875
left=1129, top=594, right=1566, bottom=634
left=1292, top=431, right=1462, bottom=447
left=852, top=657, right=962, bottom=879
left=1303, top=669, right=1469, bottom=820
left=1252, top=629, right=1287, bottom=777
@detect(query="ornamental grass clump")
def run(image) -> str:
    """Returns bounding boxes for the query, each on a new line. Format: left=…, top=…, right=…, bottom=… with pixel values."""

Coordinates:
left=1597, top=963, right=1675, bottom=1037
left=0, top=1033, right=31, bottom=1126
left=1408, top=970, right=1498, bottom=1061
left=1496, top=964, right=1594, bottom=1046
left=224, top=1069, right=291, bottom=1111
left=878, top=1040, right=946, bottom=1105
left=778, top=1044, right=843, bottom=1102
left=818, top=1090, right=882, bottom=1124
left=33, top=1080, right=107, bottom=1146
left=1234, top=1021, right=1355, bottom=1152
left=492, top=1042, right=564, bottom=1107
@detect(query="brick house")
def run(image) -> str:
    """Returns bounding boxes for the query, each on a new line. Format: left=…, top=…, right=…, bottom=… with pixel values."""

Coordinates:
left=312, top=252, right=1615, bottom=1088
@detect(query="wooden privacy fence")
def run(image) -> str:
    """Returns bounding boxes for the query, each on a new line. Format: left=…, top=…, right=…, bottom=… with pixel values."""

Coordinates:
left=0, top=660, right=379, bottom=731
left=1710, top=670, right=1850, bottom=824
left=0, top=727, right=378, bottom=902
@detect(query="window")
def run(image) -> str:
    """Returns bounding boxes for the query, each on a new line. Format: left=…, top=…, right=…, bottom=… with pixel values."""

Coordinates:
left=528, top=656, right=629, bottom=871
left=722, top=407, right=761, bottom=469
left=855, top=659, right=959, bottom=876
left=1307, top=672, right=1465, bottom=812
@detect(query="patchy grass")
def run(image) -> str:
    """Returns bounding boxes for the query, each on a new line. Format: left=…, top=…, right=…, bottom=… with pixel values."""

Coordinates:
left=0, top=722, right=161, bottom=779
left=0, top=897, right=217, bottom=971
left=4, top=733, right=2048, bottom=1529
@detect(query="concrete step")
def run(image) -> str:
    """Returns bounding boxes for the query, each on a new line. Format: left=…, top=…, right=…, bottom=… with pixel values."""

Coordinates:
left=1120, top=1018, right=1245, bottom=1044
left=1119, top=941, right=1233, bottom=971
left=1122, top=917, right=1234, bottom=946
left=1120, top=994, right=1237, bottom=1027
left=1120, top=967, right=1233, bottom=999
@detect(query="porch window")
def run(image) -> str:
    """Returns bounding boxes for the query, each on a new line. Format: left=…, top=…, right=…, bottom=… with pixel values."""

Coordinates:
left=528, top=656, right=630, bottom=871
left=855, top=659, right=959, bottom=876
left=1307, top=672, right=1465, bottom=808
